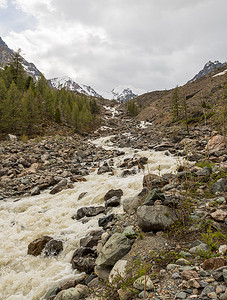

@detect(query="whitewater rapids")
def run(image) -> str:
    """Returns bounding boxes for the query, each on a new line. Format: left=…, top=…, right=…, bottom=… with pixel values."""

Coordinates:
left=0, top=135, right=181, bottom=300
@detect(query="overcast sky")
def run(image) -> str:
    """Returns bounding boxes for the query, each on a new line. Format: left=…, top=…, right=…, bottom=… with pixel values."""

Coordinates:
left=1, top=0, right=227, bottom=93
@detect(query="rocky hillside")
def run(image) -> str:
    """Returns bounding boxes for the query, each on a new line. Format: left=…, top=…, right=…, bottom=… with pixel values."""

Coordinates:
left=0, top=37, right=41, bottom=80
left=136, top=64, right=227, bottom=132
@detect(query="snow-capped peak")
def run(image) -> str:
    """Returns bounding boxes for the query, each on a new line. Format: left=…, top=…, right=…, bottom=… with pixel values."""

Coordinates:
left=99, top=85, right=147, bottom=102
left=48, top=76, right=102, bottom=98
left=48, top=76, right=148, bottom=102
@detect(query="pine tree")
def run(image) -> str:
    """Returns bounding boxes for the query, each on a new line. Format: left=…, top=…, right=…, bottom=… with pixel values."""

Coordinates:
left=0, top=78, right=7, bottom=132
left=127, top=99, right=138, bottom=116
left=8, top=48, right=26, bottom=90
left=1, top=81, right=22, bottom=133
left=171, top=86, right=180, bottom=121
left=21, top=87, right=39, bottom=135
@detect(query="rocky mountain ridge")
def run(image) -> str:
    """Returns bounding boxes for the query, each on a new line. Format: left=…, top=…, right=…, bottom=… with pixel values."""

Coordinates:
left=188, top=60, right=226, bottom=83
left=48, top=76, right=102, bottom=98
left=0, top=37, right=41, bottom=80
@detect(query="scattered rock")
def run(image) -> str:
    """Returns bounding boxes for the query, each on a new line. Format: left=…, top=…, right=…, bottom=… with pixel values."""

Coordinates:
left=76, top=206, right=105, bottom=220
left=44, top=239, right=63, bottom=256
left=50, top=179, right=68, bottom=194
left=98, top=214, right=114, bottom=227
left=27, top=236, right=53, bottom=256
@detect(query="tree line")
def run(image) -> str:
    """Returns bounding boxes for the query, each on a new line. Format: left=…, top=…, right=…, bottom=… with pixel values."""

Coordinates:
left=0, top=49, right=100, bottom=137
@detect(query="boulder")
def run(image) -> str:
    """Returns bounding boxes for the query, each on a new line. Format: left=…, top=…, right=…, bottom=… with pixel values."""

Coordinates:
left=211, top=209, right=227, bottom=221
left=143, top=188, right=164, bottom=206
left=44, top=239, right=63, bottom=256
left=71, top=247, right=96, bottom=274
left=27, top=236, right=53, bottom=256
left=143, top=174, right=169, bottom=190
left=202, top=257, right=227, bottom=270
left=212, top=178, right=227, bottom=194
left=54, top=284, right=89, bottom=300
left=105, top=196, right=121, bottom=208
left=109, top=260, right=128, bottom=283
left=76, top=206, right=105, bottom=220
left=30, top=186, right=40, bottom=196
left=95, top=232, right=131, bottom=268
left=97, top=165, right=111, bottom=175
left=189, top=243, right=209, bottom=254
left=80, top=230, right=103, bottom=248
left=206, top=135, right=226, bottom=155
left=137, top=205, right=178, bottom=232
left=94, top=265, right=111, bottom=281
left=104, top=189, right=123, bottom=201
left=98, top=214, right=114, bottom=227
left=133, top=275, right=154, bottom=291
left=50, top=179, right=68, bottom=194
left=123, top=197, right=142, bottom=214
left=8, top=134, right=17, bottom=142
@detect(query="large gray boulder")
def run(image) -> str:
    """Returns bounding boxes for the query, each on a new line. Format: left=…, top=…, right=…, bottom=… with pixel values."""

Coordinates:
left=137, top=205, right=178, bottom=232
left=95, top=233, right=131, bottom=268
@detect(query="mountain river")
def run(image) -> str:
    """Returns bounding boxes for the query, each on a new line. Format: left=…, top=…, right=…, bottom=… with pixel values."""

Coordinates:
left=0, top=134, right=181, bottom=299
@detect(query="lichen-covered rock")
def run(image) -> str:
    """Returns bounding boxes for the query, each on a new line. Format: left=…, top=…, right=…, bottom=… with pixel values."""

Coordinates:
left=137, top=205, right=178, bottom=232
left=95, top=233, right=131, bottom=267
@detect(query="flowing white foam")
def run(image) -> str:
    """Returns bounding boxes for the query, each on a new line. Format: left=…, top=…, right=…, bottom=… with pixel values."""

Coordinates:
left=0, top=135, right=181, bottom=299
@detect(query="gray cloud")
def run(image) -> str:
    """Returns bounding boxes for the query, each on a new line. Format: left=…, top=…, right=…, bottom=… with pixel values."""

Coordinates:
left=2, top=0, right=227, bottom=92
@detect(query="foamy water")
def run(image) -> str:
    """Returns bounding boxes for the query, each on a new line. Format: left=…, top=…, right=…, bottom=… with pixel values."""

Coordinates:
left=0, top=136, right=181, bottom=300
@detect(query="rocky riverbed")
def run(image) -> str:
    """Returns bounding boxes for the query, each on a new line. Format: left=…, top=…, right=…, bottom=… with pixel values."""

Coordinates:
left=0, top=105, right=226, bottom=300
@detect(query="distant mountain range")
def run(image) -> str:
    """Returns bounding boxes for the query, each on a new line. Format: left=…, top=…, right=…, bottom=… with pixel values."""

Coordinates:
left=0, top=37, right=41, bottom=80
left=48, top=76, right=147, bottom=102
left=188, top=60, right=226, bottom=83
left=1, top=36, right=226, bottom=102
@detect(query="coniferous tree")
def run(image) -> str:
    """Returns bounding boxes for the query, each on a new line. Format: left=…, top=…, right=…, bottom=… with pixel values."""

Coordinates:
left=0, top=78, right=7, bottom=132
left=171, top=86, right=180, bottom=121
left=8, top=48, right=26, bottom=90
left=21, top=87, right=39, bottom=135
left=127, top=99, right=138, bottom=116
left=1, top=81, right=22, bottom=133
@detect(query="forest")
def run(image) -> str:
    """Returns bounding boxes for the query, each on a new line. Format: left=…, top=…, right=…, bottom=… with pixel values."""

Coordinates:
left=0, top=50, right=99, bottom=138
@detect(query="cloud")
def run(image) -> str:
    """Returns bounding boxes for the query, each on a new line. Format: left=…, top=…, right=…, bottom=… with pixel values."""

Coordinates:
left=0, top=0, right=7, bottom=8
left=3, top=0, right=227, bottom=92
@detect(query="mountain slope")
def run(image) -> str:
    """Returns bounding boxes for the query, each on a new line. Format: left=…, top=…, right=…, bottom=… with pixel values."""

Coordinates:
left=0, top=37, right=41, bottom=80
left=136, top=64, right=227, bottom=128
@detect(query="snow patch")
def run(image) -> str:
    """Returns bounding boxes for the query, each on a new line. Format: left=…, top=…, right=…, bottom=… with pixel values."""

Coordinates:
left=213, top=69, right=227, bottom=77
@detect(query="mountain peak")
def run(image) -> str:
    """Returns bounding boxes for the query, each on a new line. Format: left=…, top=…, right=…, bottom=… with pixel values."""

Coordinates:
left=48, top=76, right=102, bottom=98
left=188, top=60, right=226, bottom=83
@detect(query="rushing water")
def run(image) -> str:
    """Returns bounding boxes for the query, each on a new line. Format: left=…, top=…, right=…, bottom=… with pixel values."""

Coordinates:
left=0, top=135, right=181, bottom=300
